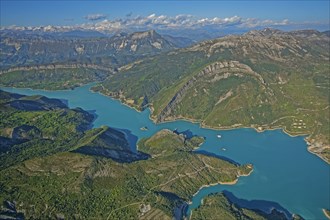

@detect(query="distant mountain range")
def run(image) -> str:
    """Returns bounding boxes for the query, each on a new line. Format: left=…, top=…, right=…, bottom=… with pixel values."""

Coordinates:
left=2, top=22, right=330, bottom=41
left=0, top=29, right=192, bottom=70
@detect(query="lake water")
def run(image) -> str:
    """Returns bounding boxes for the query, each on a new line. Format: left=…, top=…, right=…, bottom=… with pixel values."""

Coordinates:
left=2, top=84, right=329, bottom=220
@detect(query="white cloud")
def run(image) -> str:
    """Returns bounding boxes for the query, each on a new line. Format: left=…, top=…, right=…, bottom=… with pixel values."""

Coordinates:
left=195, top=15, right=241, bottom=26
left=3, top=13, right=304, bottom=33
left=85, top=14, right=107, bottom=21
left=147, top=14, right=156, bottom=19
left=87, top=14, right=247, bottom=31
left=239, top=17, right=290, bottom=28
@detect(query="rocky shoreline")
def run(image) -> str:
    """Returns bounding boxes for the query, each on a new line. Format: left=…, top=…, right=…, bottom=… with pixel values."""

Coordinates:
left=323, top=209, right=330, bottom=220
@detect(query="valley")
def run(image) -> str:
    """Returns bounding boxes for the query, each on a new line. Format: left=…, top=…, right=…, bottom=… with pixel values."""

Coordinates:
left=1, top=84, right=329, bottom=220
left=0, top=26, right=329, bottom=220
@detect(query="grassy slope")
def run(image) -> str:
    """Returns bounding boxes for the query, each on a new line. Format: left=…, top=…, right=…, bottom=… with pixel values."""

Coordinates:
left=0, top=91, right=94, bottom=169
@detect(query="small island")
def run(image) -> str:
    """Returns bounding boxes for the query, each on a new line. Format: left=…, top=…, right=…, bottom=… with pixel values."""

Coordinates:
left=140, top=126, right=148, bottom=131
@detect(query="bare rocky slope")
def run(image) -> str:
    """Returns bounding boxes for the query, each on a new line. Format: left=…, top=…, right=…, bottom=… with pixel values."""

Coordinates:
left=0, top=30, right=176, bottom=70
left=0, top=30, right=179, bottom=89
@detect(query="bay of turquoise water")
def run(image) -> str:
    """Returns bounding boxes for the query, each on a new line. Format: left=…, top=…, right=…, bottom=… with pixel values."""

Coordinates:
left=2, top=84, right=329, bottom=220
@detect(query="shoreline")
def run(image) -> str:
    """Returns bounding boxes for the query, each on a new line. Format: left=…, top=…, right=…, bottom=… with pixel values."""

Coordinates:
left=156, top=114, right=309, bottom=138
left=307, top=147, right=330, bottom=164
left=240, top=166, right=254, bottom=177
left=191, top=181, right=237, bottom=198
left=148, top=114, right=329, bottom=164
left=323, top=209, right=330, bottom=220
left=90, top=87, right=146, bottom=113
left=187, top=169, right=253, bottom=219
left=3, top=84, right=328, bottom=164
left=191, top=179, right=238, bottom=197
left=192, top=167, right=253, bottom=198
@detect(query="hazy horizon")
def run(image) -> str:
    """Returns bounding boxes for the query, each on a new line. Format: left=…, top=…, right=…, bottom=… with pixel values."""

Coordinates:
left=1, top=1, right=329, bottom=32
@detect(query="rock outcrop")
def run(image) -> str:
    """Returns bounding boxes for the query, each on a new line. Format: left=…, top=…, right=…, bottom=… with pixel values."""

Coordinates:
left=0, top=63, right=114, bottom=75
left=157, top=61, right=265, bottom=122
left=73, top=126, right=149, bottom=163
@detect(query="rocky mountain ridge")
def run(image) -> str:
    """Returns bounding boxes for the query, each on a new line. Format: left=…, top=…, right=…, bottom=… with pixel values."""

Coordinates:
left=156, top=60, right=267, bottom=122
left=0, top=63, right=114, bottom=75
left=0, top=30, right=177, bottom=70
left=186, top=28, right=329, bottom=62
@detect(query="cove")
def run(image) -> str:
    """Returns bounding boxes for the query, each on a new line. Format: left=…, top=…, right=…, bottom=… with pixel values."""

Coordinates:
left=1, top=84, right=329, bottom=220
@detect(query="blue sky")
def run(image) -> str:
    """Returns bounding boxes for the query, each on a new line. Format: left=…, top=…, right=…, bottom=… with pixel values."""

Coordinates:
left=1, top=1, right=329, bottom=30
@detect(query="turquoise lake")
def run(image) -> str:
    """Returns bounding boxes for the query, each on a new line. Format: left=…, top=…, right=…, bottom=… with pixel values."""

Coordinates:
left=2, top=84, right=330, bottom=220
